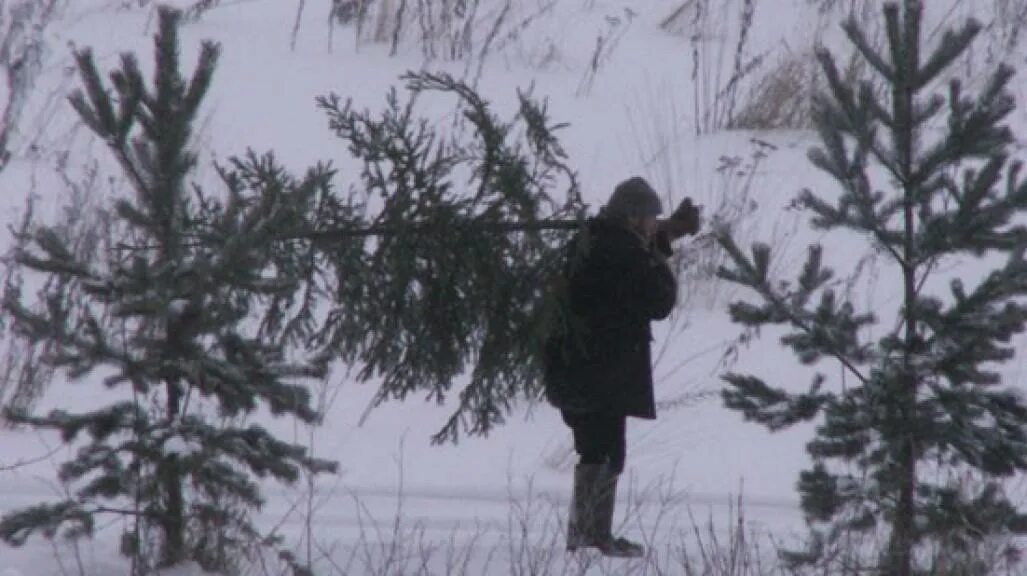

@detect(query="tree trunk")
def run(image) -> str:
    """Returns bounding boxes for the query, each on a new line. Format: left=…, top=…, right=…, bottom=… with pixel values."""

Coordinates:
left=158, top=379, right=186, bottom=566
left=159, top=459, right=186, bottom=566
left=291, top=218, right=582, bottom=241
left=884, top=205, right=918, bottom=576
left=887, top=5, right=920, bottom=573
left=887, top=259, right=917, bottom=576
left=888, top=309, right=918, bottom=576
left=289, top=217, right=701, bottom=243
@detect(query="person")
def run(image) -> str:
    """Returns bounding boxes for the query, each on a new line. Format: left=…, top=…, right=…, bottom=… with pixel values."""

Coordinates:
left=543, top=176, right=702, bottom=557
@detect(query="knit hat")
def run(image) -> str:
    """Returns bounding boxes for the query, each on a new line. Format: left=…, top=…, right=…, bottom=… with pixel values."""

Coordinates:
left=605, top=176, right=663, bottom=219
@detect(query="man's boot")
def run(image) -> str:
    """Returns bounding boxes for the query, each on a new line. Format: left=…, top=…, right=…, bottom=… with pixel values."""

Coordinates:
left=566, top=463, right=602, bottom=551
left=593, top=464, right=644, bottom=558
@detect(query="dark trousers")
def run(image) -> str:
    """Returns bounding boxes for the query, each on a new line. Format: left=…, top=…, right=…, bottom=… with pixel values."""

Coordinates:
left=562, top=411, right=627, bottom=475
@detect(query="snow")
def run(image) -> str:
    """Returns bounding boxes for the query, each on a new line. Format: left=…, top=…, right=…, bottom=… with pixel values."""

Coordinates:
left=168, top=298, right=190, bottom=317
left=0, top=0, right=1025, bottom=573
left=162, top=436, right=198, bottom=458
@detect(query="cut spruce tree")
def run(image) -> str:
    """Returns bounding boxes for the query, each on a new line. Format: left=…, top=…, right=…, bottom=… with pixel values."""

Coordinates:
left=0, top=8, right=335, bottom=571
left=295, top=71, right=585, bottom=444
left=716, top=2, right=1027, bottom=575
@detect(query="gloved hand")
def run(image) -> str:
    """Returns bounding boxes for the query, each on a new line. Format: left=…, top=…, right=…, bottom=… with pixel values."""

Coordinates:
left=658, top=197, right=702, bottom=240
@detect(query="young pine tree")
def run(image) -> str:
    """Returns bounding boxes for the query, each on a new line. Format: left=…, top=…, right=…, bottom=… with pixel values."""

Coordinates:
left=0, top=8, right=334, bottom=571
left=717, top=2, right=1027, bottom=574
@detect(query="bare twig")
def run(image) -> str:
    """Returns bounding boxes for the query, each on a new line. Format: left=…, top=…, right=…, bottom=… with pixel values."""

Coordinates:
left=0, top=442, right=64, bottom=472
left=0, top=0, right=63, bottom=172
left=290, top=0, right=307, bottom=51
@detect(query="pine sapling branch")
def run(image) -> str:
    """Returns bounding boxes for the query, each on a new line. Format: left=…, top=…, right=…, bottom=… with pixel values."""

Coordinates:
left=841, top=16, right=893, bottom=82
left=915, top=19, right=980, bottom=90
left=716, top=232, right=872, bottom=387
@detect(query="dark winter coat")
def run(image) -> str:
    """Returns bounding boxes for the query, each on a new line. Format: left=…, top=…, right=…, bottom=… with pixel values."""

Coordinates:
left=543, top=215, right=677, bottom=419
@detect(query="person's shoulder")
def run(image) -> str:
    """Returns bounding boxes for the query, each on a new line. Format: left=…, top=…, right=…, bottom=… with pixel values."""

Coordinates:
left=587, top=217, right=645, bottom=258
left=589, top=216, right=632, bottom=241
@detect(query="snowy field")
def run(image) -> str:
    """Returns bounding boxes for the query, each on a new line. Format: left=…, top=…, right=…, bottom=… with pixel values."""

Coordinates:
left=1, top=0, right=1026, bottom=573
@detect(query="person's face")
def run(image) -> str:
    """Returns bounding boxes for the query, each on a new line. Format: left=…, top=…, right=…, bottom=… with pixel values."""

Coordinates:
left=630, top=215, right=660, bottom=240
left=641, top=216, right=659, bottom=238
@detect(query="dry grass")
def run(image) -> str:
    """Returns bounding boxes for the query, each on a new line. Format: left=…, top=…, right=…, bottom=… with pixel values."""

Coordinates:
left=0, top=0, right=64, bottom=172
left=244, top=471, right=796, bottom=576
left=729, top=50, right=817, bottom=131
left=683, top=0, right=767, bottom=135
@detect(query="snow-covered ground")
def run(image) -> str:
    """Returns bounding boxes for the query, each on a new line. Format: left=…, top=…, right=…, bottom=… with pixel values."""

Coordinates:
left=1, top=0, right=1025, bottom=573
